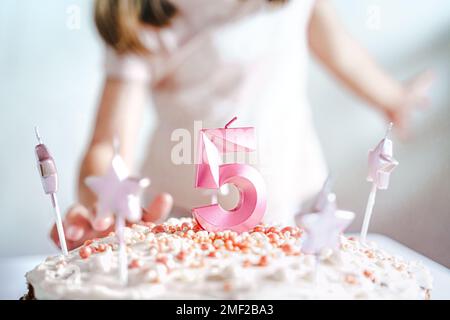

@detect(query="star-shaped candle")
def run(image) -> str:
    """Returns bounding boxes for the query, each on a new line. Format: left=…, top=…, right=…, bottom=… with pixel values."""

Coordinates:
left=299, top=193, right=355, bottom=255
left=360, top=123, right=398, bottom=243
left=85, top=139, right=149, bottom=284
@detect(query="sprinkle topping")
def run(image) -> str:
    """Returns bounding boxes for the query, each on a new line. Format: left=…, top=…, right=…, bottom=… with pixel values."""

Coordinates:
left=25, top=217, right=432, bottom=300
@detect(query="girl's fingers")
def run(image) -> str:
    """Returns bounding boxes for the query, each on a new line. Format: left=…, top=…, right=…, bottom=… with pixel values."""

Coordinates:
left=142, top=193, right=173, bottom=223
left=408, top=70, right=435, bottom=110
left=51, top=193, right=174, bottom=251
left=65, top=225, right=84, bottom=241
left=64, top=205, right=92, bottom=238
left=385, top=70, right=434, bottom=141
left=92, top=216, right=114, bottom=231
left=394, top=111, right=412, bottom=141
left=90, top=204, right=114, bottom=231
left=385, top=109, right=408, bottom=141
left=50, top=204, right=92, bottom=250
left=411, top=70, right=434, bottom=93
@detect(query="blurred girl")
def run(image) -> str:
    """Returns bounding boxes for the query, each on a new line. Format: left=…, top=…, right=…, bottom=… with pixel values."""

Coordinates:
left=52, top=0, right=432, bottom=249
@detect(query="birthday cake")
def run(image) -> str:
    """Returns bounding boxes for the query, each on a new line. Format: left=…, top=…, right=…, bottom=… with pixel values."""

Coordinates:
left=26, top=122, right=432, bottom=299
left=23, top=217, right=432, bottom=300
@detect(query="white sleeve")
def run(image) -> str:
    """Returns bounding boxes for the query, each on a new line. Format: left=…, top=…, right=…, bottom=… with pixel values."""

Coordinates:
left=104, top=46, right=152, bottom=83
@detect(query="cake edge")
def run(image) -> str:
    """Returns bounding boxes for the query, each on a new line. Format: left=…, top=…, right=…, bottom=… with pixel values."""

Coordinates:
left=20, top=283, right=36, bottom=300
left=21, top=283, right=431, bottom=300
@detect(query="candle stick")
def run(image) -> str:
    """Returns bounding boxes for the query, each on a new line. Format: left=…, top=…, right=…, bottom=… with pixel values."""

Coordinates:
left=116, top=213, right=127, bottom=284
left=360, top=123, right=398, bottom=243
left=85, top=138, right=149, bottom=284
left=34, top=127, right=68, bottom=256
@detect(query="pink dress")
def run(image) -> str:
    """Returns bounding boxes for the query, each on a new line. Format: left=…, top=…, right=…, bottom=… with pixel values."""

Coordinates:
left=105, top=0, right=327, bottom=225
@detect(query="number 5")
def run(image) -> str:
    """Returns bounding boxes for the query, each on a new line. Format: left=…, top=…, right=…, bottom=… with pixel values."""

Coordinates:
left=192, top=124, right=267, bottom=232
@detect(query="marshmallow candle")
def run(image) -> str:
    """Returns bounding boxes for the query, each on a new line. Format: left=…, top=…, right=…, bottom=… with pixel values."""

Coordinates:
left=192, top=117, right=267, bottom=232
left=85, top=139, right=149, bottom=284
left=34, top=127, right=68, bottom=256
left=360, top=123, right=398, bottom=243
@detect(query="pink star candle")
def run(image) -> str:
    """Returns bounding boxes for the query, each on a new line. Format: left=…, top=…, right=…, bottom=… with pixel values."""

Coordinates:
left=298, top=193, right=354, bottom=289
left=192, top=117, right=267, bottom=232
left=360, top=123, right=399, bottom=243
left=85, top=139, right=149, bottom=284
left=299, top=193, right=355, bottom=255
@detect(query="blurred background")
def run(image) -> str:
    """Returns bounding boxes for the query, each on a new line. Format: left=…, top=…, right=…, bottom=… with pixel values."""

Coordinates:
left=0, top=0, right=448, bottom=267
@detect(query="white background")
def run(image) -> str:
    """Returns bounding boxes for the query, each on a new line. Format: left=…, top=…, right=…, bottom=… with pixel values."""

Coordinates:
left=0, top=0, right=449, bottom=266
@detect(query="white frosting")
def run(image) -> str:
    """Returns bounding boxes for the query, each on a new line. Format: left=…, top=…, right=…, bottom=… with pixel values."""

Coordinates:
left=26, top=218, right=432, bottom=299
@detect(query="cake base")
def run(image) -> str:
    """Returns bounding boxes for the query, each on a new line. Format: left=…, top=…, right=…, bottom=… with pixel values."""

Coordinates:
left=21, top=284, right=431, bottom=300
left=20, top=284, right=36, bottom=300
left=24, top=218, right=433, bottom=300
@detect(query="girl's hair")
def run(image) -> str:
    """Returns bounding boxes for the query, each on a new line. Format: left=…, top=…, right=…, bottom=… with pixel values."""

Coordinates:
left=95, top=0, right=287, bottom=55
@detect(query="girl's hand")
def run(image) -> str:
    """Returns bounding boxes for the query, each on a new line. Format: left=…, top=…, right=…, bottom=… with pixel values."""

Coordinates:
left=50, top=193, right=173, bottom=251
left=384, top=70, right=434, bottom=139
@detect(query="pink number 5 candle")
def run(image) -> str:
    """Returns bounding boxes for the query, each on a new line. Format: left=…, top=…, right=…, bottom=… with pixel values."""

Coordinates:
left=192, top=117, right=267, bottom=232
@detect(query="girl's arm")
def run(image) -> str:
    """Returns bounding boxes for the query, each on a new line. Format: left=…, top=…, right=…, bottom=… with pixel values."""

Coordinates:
left=51, top=78, right=173, bottom=249
left=78, top=78, right=148, bottom=209
left=308, top=0, right=433, bottom=136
